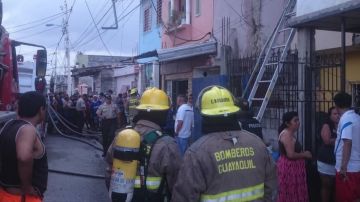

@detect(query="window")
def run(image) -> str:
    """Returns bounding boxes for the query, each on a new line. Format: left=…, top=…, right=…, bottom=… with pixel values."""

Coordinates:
left=180, top=0, right=186, bottom=21
left=195, top=0, right=201, bottom=16
left=143, top=7, right=152, bottom=32
left=157, top=0, right=162, bottom=25
left=144, top=64, right=154, bottom=87
left=168, top=1, right=172, bottom=22
left=180, top=0, right=185, bottom=13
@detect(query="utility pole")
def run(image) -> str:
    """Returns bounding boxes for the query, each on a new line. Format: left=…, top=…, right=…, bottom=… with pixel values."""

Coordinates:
left=53, top=52, right=58, bottom=92
left=62, top=0, right=72, bottom=95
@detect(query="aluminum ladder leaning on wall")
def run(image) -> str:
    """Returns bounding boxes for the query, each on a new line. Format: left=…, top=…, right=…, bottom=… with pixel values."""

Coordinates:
left=242, top=0, right=297, bottom=121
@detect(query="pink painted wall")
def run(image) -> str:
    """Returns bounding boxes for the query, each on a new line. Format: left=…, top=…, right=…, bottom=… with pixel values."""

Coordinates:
left=161, top=0, right=214, bottom=48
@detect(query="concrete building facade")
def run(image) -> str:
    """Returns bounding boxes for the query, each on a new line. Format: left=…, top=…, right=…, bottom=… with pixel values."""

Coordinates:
left=159, top=0, right=217, bottom=101
left=72, top=53, right=135, bottom=95
left=137, top=0, right=162, bottom=93
left=114, top=65, right=140, bottom=95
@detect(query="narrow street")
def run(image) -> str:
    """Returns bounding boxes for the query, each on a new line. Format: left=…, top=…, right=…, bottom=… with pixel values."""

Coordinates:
left=44, top=134, right=110, bottom=202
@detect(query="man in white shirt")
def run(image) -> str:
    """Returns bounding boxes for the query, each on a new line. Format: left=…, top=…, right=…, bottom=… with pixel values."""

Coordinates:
left=174, top=94, right=194, bottom=156
left=333, top=92, right=360, bottom=202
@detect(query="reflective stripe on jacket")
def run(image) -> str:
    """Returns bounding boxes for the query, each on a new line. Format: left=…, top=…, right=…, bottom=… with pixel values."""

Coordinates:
left=200, top=183, right=264, bottom=202
left=134, top=176, right=161, bottom=190
left=128, top=96, right=138, bottom=109
left=171, top=130, right=277, bottom=202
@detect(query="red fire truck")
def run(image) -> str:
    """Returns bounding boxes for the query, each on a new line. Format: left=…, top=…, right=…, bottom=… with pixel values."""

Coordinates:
left=0, top=1, right=47, bottom=126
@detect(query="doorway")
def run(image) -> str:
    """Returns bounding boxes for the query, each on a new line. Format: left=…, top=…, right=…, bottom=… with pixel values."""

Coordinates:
left=165, top=79, right=189, bottom=108
left=172, top=80, right=188, bottom=105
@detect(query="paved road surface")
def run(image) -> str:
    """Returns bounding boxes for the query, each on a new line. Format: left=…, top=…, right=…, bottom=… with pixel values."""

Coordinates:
left=43, top=134, right=110, bottom=202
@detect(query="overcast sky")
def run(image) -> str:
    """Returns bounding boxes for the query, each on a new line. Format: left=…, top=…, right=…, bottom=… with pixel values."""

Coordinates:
left=2, top=0, right=140, bottom=75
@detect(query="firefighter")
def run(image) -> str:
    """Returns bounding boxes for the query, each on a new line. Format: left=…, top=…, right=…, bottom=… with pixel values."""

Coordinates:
left=127, top=88, right=139, bottom=125
left=171, top=86, right=277, bottom=202
left=237, top=98, right=263, bottom=140
left=105, top=87, right=182, bottom=202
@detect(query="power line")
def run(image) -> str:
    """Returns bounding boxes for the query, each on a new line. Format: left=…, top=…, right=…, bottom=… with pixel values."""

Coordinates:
left=49, top=33, right=66, bottom=75
left=9, top=14, right=65, bottom=34
left=105, top=0, right=134, bottom=44
left=72, top=12, right=112, bottom=49
left=71, top=4, right=112, bottom=48
left=74, top=3, right=140, bottom=50
left=6, top=11, right=69, bottom=29
left=67, top=0, right=78, bottom=22
left=72, top=5, right=111, bottom=50
left=84, top=0, right=112, bottom=55
left=71, top=0, right=112, bottom=48
left=8, top=6, right=75, bottom=34
left=106, top=2, right=134, bottom=48
left=13, top=27, right=58, bottom=40
left=16, top=42, right=60, bottom=57
left=73, top=0, right=134, bottom=49
left=50, top=33, right=65, bottom=64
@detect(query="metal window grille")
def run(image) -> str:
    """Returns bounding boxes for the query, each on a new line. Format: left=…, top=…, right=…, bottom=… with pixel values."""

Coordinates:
left=144, top=7, right=152, bottom=32
left=157, top=0, right=162, bottom=25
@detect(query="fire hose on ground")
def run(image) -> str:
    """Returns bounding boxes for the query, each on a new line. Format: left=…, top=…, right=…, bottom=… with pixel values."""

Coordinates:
left=48, top=104, right=101, bottom=134
left=47, top=109, right=106, bottom=179
left=48, top=112, right=105, bottom=179
left=47, top=109, right=103, bottom=151
left=47, top=105, right=101, bottom=138
left=48, top=168, right=105, bottom=179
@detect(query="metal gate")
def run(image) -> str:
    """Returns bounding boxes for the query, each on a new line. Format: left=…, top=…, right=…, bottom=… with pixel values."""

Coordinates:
left=228, top=50, right=301, bottom=144
left=304, top=52, right=341, bottom=152
left=229, top=50, right=341, bottom=150
left=229, top=50, right=341, bottom=202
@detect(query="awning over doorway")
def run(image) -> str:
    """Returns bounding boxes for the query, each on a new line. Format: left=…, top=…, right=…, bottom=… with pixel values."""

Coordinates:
left=289, top=1, right=360, bottom=33
left=157, top=40, right=217, bottom=62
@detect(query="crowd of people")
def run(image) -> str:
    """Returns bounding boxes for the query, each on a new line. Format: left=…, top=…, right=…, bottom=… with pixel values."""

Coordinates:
left=47, top=88, right=197, bottom=158
left=276, top=92, right=360, bottom=202
left=1, top=87, right=359, bottom=202
left=47, top=89, right=132, bottom=133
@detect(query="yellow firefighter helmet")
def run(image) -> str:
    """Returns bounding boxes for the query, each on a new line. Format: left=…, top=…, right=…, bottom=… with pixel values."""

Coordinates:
left=197, top=85, right=240, bottom=117
left=136, top=87, right=169, bottom=111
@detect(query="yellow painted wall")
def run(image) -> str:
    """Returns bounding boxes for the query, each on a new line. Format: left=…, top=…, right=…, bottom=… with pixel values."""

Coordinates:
left=317, top=67, right=340, bottom=112
left=346, top=51, right=360, bottom=85
left=316, top=51, right=360, bottom=112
